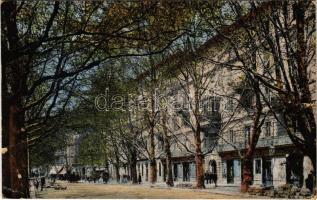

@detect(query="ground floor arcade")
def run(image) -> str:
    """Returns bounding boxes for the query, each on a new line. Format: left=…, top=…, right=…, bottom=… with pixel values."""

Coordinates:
left=109, top=147, right=314, bottom=190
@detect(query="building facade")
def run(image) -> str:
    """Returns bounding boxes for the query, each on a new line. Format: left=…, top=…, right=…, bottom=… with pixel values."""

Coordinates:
left=109, top=2, right=315, bottom=190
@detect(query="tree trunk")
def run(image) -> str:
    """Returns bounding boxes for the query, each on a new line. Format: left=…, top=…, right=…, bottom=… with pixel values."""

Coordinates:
left=293, top=0, right=316, bottom=173
left=241, top=80, right=263, bottom=192
left=2, top=1, right=29, bottom=198
left=193, top=89, right=205, bottom=189
left=195, top=152, right=205, bottom=189
left=127, top=111, right=139, bottom=184
left=162, top=110, right=174, bottom=187
left=194, top=128, right=205, bottom=189
left=3, top=99, right=29, bottom=198
left=149, top=159, right=157, bottom=184
left=149, top=124, right=157, bottom=184
left=130, top=150, right=138, bottom=184
left=241, top=158, right=253, bottom=192
left=114, top=163, right=120, bottom=183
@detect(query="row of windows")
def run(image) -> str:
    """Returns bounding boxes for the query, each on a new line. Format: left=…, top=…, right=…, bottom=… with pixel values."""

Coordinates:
left=175, top=91, right=273, bottom=125
left=228, top=121, right=274, bottom=143
left=137, top=162, right=163, bottom=177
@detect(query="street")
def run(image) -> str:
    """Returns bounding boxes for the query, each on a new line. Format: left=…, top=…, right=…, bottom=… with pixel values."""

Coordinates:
left=36, top=182, right=255, bottom=199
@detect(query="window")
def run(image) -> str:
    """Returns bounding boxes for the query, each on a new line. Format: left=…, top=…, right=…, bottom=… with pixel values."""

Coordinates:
left=222, top=161, right=227, bottom=178
left=157, top=136, right=164, bottom=150
left=241, top=89, right=253, bottom=108
left=227, top=98, right=234, bottom=112
left=265, top=121, right=272, bottom=137
left=202, top=97, right=210, bottom=113
left=244, top=126, right=251, bottom=146
left=212, top=96, right=220, bottom=112
left=229, top=130, right=234, bottom=143
left=202, top=96, right=220, bottom=113
left=255, top=159, right=261, bottom=174
left=181, top=110, right=191, bottom=127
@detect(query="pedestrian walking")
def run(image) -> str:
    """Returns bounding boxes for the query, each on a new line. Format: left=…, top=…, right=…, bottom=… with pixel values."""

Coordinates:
left=204, top=171, right=208, bottom=184
left=40, top=177, right=45, bottom=191
left=210, top=173, right=214, bottom=184
left=138, top=174, right=142, bottom=184
left=102, top=172, right=108, bottom=183
left=34, top=179, right=39, bottom=191
left=206, top=171, right=212, bottom=184
left=213, top=172, right=217, bottom=187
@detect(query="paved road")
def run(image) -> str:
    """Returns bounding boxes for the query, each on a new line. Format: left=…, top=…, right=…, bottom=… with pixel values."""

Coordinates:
left=36, top=181, right=254, bottom=199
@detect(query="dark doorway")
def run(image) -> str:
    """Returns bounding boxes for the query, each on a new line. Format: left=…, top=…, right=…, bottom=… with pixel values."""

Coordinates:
left=183, top=162, right=190, bottom=181
left=173, top=163, right=178, bottom=181
left=209, top=160, right=217, bottom=174
left=262, top=159, right=273, bottom=186
left=163, top=163, right=166, bottom=182
left=82, top=167, right=85, bottom=175
left=286, top=151, right=304, bottom=187
left=145, top=163, right=148, bottom=181
left=227, top=160, right=234, bottom=184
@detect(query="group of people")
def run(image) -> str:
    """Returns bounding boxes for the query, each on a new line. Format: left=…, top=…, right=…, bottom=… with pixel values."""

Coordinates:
left=120, top=174, right=130, bottom=183
left=86, top=171, right=109, bottom=183
left=66, top=172, right=81, bottom=183
left=204, top=171, right=217, bottom=187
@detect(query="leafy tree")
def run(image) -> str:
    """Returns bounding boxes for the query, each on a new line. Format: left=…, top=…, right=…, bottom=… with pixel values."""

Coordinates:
left=2, top=1, right=195, bottom=197
left=195, top=0, right=316, bottom=191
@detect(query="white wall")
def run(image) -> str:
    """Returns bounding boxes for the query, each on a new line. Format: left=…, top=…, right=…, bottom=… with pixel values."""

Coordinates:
left=272, top=157, right=286, bottom=187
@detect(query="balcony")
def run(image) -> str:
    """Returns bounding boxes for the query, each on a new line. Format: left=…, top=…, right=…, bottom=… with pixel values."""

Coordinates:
left=199, top=111, right=221, bottom=122
left=217, top=135, right=293, bottom=152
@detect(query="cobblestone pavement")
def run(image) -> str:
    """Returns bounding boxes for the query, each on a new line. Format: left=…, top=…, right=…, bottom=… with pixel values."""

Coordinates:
left=35, top=181, right=261, bottom=199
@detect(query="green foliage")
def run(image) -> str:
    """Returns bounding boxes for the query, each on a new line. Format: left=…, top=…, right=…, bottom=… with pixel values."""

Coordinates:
left=78, top=132, right=108, bottom=166
left=29, top=131, right=68, bottom=167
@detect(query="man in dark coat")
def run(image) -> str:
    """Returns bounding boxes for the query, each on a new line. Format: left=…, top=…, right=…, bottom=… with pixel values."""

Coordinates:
left=138, top=174, right=142, bottom=184
left=204, top=172, right=208, bottom=184
left=213, top=172, right=218, bottom=187
left=40, top=177, right=45, bottom=191
left=206, top=171, right=212, bottom=184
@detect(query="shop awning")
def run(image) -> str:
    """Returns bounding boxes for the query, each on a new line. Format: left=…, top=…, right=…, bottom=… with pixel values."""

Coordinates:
left=49, top=166, right=66, bottom=175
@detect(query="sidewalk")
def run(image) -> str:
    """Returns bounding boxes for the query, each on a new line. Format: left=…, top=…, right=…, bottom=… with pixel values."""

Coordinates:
left=49, top=179, right=261, bottom=198
left=119, top=181, right=260, bottom=198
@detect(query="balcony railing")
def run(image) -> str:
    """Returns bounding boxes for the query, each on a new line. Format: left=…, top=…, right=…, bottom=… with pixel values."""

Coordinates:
left=199, top=111, right=221, bottom=122
left=217, top=134, right=294, bottom=152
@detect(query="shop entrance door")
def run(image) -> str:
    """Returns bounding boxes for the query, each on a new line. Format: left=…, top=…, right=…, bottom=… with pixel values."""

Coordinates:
left=183, top=163, right=190, bottom=181
left=262, top=159, right=273, bottom=186
left=227, top=160, right=234, bottom=184
left=173, top=163, right=178, bottom=181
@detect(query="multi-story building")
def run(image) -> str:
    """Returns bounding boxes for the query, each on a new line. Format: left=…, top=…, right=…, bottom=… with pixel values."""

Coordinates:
left=110, top=2, right=315, bottom=190
left=132, top=63, right=314, bottom=190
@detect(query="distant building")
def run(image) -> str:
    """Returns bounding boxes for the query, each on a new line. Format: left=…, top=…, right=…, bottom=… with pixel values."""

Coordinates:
left=48, top=133, right=81, bottom=177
